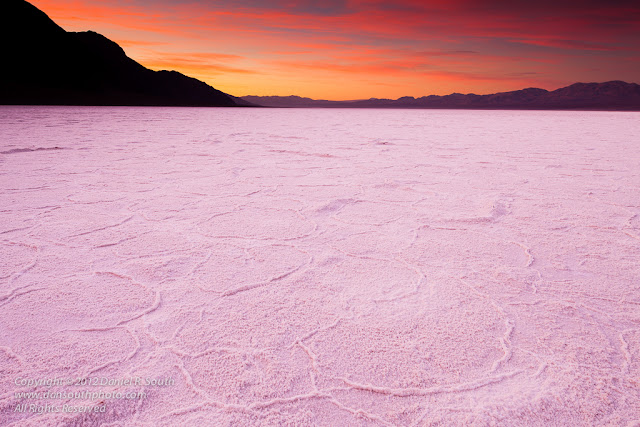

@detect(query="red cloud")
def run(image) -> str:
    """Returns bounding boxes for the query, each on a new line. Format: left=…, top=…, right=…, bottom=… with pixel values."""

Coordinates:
left=27, top=0, right=640, bottom=99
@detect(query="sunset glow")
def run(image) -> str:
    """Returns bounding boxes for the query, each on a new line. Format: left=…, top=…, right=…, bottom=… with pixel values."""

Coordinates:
left=28, top=0, right=640, bottom=100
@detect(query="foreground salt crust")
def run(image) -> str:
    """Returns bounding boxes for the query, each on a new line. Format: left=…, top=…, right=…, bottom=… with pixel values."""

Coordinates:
left=1, top=107, right=639, bottom=425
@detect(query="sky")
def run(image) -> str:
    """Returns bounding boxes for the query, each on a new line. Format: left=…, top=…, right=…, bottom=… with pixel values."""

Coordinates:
left=29, top=0, right=640, bottom=100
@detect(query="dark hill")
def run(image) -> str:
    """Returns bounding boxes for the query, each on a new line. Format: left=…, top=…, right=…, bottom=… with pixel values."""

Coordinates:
left=0, top=0, right=239, bottom=106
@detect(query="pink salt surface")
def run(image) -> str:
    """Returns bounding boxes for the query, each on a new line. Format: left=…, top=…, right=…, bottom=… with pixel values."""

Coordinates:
left=0, top=106, right=639, bottom=426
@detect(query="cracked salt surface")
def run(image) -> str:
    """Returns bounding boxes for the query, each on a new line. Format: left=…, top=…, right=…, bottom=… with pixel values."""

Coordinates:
left=1, top=106, right=639, bottom=426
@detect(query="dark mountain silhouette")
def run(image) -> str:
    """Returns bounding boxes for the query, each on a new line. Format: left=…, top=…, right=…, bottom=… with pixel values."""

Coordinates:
left=0, top=0, right=240, bottom=106
left=240, top=95, right=341, bottom=108
left=243, top=81, right=640, bottom=110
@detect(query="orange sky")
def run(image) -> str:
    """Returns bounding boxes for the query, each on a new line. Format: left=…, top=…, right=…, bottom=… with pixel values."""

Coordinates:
left=29, top=0, right=640, bottom=100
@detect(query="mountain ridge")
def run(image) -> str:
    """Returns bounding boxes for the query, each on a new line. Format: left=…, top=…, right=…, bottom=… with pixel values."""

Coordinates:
left=0, top=0, right=241, bottom=106
left=243, top=81, right=640, bottom=110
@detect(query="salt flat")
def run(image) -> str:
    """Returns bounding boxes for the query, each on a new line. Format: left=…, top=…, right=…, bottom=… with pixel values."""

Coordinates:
left=1, top=106, right=639, bottom=426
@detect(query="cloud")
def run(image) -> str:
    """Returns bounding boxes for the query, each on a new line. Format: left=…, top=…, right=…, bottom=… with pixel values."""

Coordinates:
left=140, top=51, right=255, bottom=74
left=28, top=0, right=640, bottom=99
left=115, top=39, right=168, bottom=47
left=512, top=38, right=625, bottom=51
left=129, top=0, right=354, bottom=16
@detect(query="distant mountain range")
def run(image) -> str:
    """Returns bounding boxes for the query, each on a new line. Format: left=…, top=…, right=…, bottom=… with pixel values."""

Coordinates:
left=243, top=81, right=640, bottom=110
left=0, top=0, right=243, bottom=106
left=1, top=1, right=639, bottom=110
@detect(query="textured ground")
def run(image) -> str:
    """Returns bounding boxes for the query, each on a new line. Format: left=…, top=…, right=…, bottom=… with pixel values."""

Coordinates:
left=1, top=107, right=639, bottom=426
